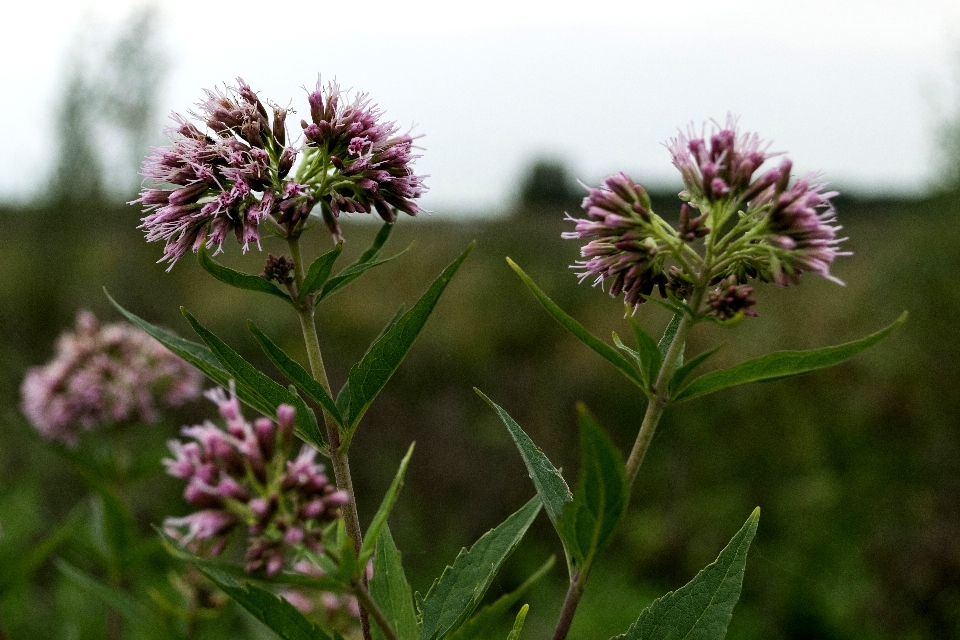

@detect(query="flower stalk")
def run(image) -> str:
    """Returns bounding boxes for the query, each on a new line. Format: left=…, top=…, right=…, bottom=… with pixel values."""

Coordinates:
left=287, top=234, right=373, bottom=640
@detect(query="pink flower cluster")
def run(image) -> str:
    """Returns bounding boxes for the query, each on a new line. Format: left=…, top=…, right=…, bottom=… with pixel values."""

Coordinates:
left=163, top=388, right=347, bottom=575
left=562, top=172, right=666, bottom=312
left=135, top=77, right=426, bottom=268
left=20, top=311, right=202, bottom=446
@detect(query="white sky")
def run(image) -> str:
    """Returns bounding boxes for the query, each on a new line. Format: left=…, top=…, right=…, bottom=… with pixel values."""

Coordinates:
left=3, top=0, right=960, bottom=210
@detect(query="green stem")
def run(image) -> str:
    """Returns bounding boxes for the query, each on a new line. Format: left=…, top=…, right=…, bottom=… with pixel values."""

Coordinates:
left=624, top=287, right=702, bottom=486
left=353, top=580, right=399, bottom=640
left=288, top=235, right=373, bottom=640
left=551, top=572, right=585, bottom=640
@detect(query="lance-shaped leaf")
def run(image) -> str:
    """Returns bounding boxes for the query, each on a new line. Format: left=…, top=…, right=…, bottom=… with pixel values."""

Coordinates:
left=630, top=318, right=663, bottom=385
left=657, top=313, right=684, bottom=364
left=448, top=556, right=554, bottom=640
left=299, top=242, right=343, bottom=301
left=475, top=389, right=571, bottom=526
left=57, top=560, right=175, bottom=640
left=507, top=258, right=644, bottom=389
left=557, top=404, right=629, bottom=575
left=613, top=508, right=760, bottom=640
left=669, top=346, right=722, bottom=396
left=360, top=443, right=415, bottom=565
left=370, top=526, right=419, bottom=640
left=193, top=564, right=334, bottom=640
left=507, top=605, right=530, bottom=640
left=417, top=497, right=542, bottom=640
left=673, top=312, right=907, bottom=403
left=107, top=291, right=233, bottom=389
left=347, top=243, right=474, bottom=434
left=248, top=321, right=343, bottom=428
left=316, top=223, right=407, bottom=302
left=181, top=308, right=325, bottom=450
left=198, top=244, right=293, bottom=305
left=336, top=304, right=406, bottom=426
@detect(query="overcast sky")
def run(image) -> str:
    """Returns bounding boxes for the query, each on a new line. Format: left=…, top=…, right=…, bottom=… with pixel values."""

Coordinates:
left=4, top=0, right=960, bottom=211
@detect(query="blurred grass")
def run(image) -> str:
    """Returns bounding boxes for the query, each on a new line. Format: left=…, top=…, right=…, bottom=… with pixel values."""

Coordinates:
left=0, top=193, right=958, bottom=638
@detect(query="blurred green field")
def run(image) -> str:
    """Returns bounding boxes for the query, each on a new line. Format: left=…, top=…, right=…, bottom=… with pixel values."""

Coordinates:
left=1, top=193, right=958, bottom=639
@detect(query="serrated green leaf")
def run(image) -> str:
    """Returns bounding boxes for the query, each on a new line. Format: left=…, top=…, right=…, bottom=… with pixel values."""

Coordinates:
left=347, top=243, right=474, bottom=435
left=507, top=258, right=644, bottom=389
left=613, top=508, right=760, bottom=640
left=418, top=497, right=542, bottom=640
left=193, top=563, right=334, bottom=640
left=669, top=346, right=722, bottom=396
left=370, top=526, right=419, bottom=640
left=314, top=242, right=413, bottom=304
left=475, top=389, right=571, bottom=526
left=630, top=318, right=663, bottom=388
left=657, top=313, right=684, bottom=365
left=360, top=443, right=415, bottom=565
left=673, top=313, right=907, bottom=403
left=336, top=304, right=405, bottom=426
left=107, top=290, right=236, bottom=392
left=248, top=321, right=344, bottom=428
left=57, top=560, right=174, bottom=640
left=299, top=242, right=343, bottom=301
left=506, top=604, right=529, bottom=640
left=557, top=405, right=629, bottom=575
left=448, top=556, right=553, bottom=640
left=181, top=308, right=325, bottom=450
left=198, top=244, right=293, bottom=305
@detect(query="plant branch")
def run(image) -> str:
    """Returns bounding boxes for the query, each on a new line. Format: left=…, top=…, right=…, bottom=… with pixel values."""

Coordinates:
left=353, top=580, right=399, bottom=640
left=288, top=235, right=373, bottom=640
left=551, top=572, right=585, bottom=640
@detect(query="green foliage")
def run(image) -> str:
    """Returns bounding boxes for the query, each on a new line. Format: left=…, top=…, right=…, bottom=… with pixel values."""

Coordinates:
left=346, top=242, right=474, bottom=435
left=557, top=405, right=629, bottom=576
left=197, top=244, right=293, bottom=305
left=613, top=508, right=760, bottom=640
left=506, top=604, right=530, bottom=640
left=448, top=556, right=553, bottom=640
left=180, top=307, right=325, bottom=449
left=248, top=320, right=344, bottom=428
left=192, top=564, right=334, bottom=640
left=657, top=313, right=684, bottom=364
left=672, top=313, right=907, bottom=402
left=475, top=389, right=571, bottom=526
left=370, top=526, right=419, bottom=640
left=507, top=258, right=644, bottom=390
left=57, top=560, right=176, bottom=640
left=630, top=318, right=664, bottom=387
left=299, top=242, right=343, bottom=301
left=0, top=507, right=82, bottom=598
left=417, top=498, right=542, bottom=640
left=361, top=443, right=415, bottom=565
left=669, top=346, right=722, bottom=396
left=316, top=223, right=413, bottom=303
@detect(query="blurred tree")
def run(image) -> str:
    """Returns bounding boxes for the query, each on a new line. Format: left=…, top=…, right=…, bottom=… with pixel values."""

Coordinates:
left=516, top=157, right=580, bottom=209
left=50, top=6, right=165, bottom=208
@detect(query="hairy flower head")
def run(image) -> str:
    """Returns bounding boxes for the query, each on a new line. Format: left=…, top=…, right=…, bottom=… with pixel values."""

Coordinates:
left=135, top=76, right=426, bottom=268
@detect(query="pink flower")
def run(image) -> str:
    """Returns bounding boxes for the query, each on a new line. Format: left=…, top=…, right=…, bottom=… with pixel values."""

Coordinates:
left=20, top=311, right=202, bottom=446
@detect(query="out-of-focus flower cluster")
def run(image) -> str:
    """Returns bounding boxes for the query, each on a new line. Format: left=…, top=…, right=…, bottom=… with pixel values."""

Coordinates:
left=135, top=77, right=426, bottom=268
left=564, top=116, right=848, bottom=318
left=279, top=559, right=371, bottom=633
left=20, top=311, right=202, bottom=446
left=163, top=387, right=347, bottom=576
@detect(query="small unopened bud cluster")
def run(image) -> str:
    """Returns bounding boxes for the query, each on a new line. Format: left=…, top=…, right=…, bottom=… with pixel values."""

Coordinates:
left=706, top=277, right=758, bottom=321
left=20, top=311, right=203, bottom=446
left=261, top=253, right=295, bottom=285
left=135, top=76, right=426, bottom=268
left=163, top=387, right=347, bottom=575
left=564, top=116, right=848, bottom=318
